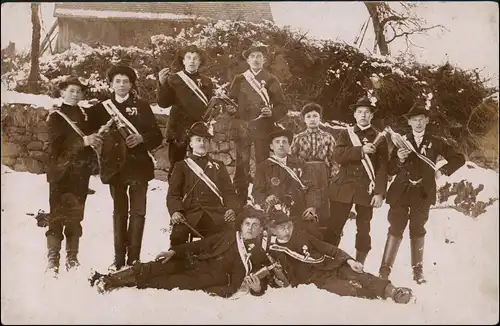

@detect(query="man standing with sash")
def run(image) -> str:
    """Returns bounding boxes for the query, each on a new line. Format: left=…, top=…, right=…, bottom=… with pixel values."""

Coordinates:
left=90, top=65, right=163, bottom=271
left=252, top=125, right=321, bottom=237
left=229, top=42, right=288, bottom=206
left=157, top=45, right=213, bottom=180
left=167, top=122, right=240, bottom=246
left=378, top=102, right=465, bottom=284
left=325, top=96, right=388, bottom=265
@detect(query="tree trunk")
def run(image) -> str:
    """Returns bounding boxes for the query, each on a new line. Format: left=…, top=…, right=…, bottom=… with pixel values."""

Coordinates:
left=364, top=2, right=390, bottom=55
left=28, top=3, right=41, bottom=94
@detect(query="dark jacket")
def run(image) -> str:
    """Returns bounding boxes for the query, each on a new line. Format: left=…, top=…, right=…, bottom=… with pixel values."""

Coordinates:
left=46, top=103, right=96, bottom=184
left=157, top=71, right=213, bottom=141
left=167, top=154, right=240, bottom=227
left=328, top=126, right=388, bottom=206
left=252, top=156, right=321, bottom=216
left=171, top=230, right=269, bottom=297
left=229, top=69, right=287, bottom=138
left=386, top=131, right=465, bottom=206
left=88, top=93, right=163, bottom=184
left=266, top=227, right=353, bottom=287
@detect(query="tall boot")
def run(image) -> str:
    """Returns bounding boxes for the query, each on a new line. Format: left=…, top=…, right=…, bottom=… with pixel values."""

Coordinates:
left=355, top=251, right=368, bottom=265
left=126, top=215, right=145, bottom=266
left=411, top=236, right=427, bottom=284
left=109, top=214, right=128, bottom=272
left=378, top=234, right=402, bottom=280
left=93, top=265, right=138, bottom=294
left=46, top=235, right=62, bottom=277
left=383, top=283, right=413, bottom=304
left=65, top=236, right=80, bottom=271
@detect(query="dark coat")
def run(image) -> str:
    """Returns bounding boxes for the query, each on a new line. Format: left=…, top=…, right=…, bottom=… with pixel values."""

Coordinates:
left=88, top=94, right=163, bottom=184
left=252, top=156, right=321, bottom=216
left=167, top=154, right=240, bottom=227
left=328, top=126, right=388, bottom=206
left=46, top=103, right=96, bottom=184
left=157, top=71, right=213, bottom=141
left=171, top=230, right=269, bottom=297
left=266, top=227, right=353, bottom=287
left=229, top=69, right=287, bottom=139
left=386, top=131, right=465, bottom=206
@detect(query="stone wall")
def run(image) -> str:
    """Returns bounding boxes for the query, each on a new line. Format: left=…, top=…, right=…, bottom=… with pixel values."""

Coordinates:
left=0, top=103, right=253, bottom=181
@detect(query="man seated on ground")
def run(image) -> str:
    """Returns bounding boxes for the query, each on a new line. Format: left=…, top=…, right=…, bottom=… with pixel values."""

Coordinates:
left=89, top=205, right=270, bottom=298
left=264, top=208, right=414, bottom=304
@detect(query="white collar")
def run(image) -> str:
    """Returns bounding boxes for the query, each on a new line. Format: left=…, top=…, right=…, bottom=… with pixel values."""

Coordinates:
left=250, top=68, right=263, bottom=76
left=115, top=93, right=129, bottom=103
left=413, top=130, right=426, bottom=139
left=357, top=124, right=371, bottom=131
left=62, top=100, right=78, bottom=107
left=277, top=237, right=289, bottom=244
left=271, top=154, right=287, bottom=165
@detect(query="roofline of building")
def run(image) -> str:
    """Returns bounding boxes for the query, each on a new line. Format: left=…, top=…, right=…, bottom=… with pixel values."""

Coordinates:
left=54, top=8, right=212, bottom=22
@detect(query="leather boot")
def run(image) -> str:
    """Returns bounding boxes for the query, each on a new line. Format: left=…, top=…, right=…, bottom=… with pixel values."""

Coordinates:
left=65, top=236, right=80, bottom=271
left=411, top=236, right=427, bottom=284
left=109, top=214, right=128, bottom=272
left=126, top=215, right=145, bottom=266
left=384, top=283, right=413, bottom=304
left=46, top=235, right=62, bottom=277
left=378, top=234, right=402, bottom=280
left=96, top=266, right=138, bottom=294
left=355, top=250, right=368, bottom=265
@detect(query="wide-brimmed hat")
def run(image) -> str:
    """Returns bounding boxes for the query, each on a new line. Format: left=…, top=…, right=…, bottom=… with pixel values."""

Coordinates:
left=349, top=96, right=378, bottom=114
left=58, top=76, right=88, bottom=90
left=106, top=65, right=138, bottom=84
left=187, top=121, right=213, bottom=139
left=242, top=42, right=269, bottom=59
left=403, top=102, right=431, bottom=119
left=268, top=124, right=293, bottom=144
left=266, top=209, right=293, bottom=228
left=172, top=44, right=208, bottom=70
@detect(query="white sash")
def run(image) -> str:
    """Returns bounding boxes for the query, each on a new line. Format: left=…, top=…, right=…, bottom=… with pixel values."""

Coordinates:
left=346, top=126, right=376, bottom=195
left=236, top=231, right=253, bottom=275
left=267, top=157, right=307, bottom=190
left=385, top=127, right=438, bottom=170
left=269, top=243, right=326, bottom=264
left=243, top=70, right=271, bottom=107
left=184, top=157, right=224, bottom=205
left=101, top=99, right=157, bottom=166
left=176, top=71, right=209, bottom=106
left=49, top=110, right=86, bottom=138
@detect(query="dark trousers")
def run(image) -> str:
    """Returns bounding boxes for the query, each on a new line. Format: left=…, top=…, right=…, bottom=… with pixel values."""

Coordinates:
left=109, top=181, right=148, bottom=264
left=325, top=201, right=374, bottom=253
left=233, top=136, right=270, bottom=201
left=388, top=203, right=431, bottom=239
left=167, top=140, right=188, bottom=178
left=314, top=265, right=390, bottom=299
left=170, top=213, right=226, bottom=246
left=46, top=167, right=90, bottom=240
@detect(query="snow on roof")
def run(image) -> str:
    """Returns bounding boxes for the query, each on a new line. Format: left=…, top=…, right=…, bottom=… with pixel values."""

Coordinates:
left=54, top=8, right=208, bottom=22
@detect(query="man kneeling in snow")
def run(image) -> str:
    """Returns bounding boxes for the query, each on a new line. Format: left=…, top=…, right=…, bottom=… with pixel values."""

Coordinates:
left=89, top=205, right=270, bottom=297
left=265, top=209, right=414, bottom=304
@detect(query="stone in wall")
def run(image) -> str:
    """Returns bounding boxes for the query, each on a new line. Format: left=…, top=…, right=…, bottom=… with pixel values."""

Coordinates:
left=13, top=157, right=44, bottom=174
left=27, top=140, right=44, bottom=151
left=2, top=142, right=23, bottom=158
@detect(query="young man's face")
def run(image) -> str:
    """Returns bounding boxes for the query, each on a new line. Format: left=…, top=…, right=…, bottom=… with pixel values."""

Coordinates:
left=60, top=84, right=83, bottom=106
left=183, top=52, right=201, bottom=73
left=240, top=217, right=263, bottom=240
left=246, top=51, right=265, bottom=71
left=303, top=110, right=321, bottom=129
left=189, top=135, right=210, bottom=155
left=269, top=136, right=290, bottom=158
left=407, top=114, right=429, bottom=133
left=270, top=221, right=294, bottom=242
left=111, top=74, right=132, bottom=98
left=353, top=107, right=374, bottom=127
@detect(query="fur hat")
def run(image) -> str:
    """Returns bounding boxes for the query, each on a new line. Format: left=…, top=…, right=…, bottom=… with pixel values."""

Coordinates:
left=106, top=65, right=138, bottom=84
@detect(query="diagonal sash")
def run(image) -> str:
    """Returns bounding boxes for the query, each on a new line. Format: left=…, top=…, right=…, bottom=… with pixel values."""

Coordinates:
left=269, top=243, right=326, bottom=264
left=346, top=126, right=376, bottom=195
left=184, top=157, right=224, bottom=205
left=49, top=110, right=86, bottom=138
left=267, top=157, right=307, bottom=190
left=236, top=231, right=253, bottom=275
left=385, top=127, right=438, bottom=170
left=243, top=70, right=271, bottom=107
left=177, top=71, right=209, bottom=106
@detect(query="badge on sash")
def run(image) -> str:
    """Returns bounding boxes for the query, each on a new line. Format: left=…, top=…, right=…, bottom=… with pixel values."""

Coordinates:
left=271, top=177, right=280, bottom=186
left=362, top=137, right=369, bottom=144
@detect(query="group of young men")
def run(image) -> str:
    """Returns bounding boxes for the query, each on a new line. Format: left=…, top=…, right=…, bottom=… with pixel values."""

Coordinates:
left=46, top=41, right=465, bottom=304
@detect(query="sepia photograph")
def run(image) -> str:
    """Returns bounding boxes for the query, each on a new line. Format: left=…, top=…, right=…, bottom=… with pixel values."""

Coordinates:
left=1, top=1, right=498, bottom=324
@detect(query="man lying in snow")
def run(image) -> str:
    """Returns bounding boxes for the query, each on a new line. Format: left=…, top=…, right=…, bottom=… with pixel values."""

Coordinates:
left=264, top=208, right=414, bottom=304
left=89, top=205, right=272, bottom=298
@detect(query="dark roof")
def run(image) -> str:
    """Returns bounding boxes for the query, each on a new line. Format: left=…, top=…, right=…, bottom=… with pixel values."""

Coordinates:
left=54, top=2, right=274, bottom=23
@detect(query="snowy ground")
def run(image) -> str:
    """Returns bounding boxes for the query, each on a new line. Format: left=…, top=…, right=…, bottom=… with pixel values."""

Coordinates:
left=1, top=164, right=498, bottom=324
